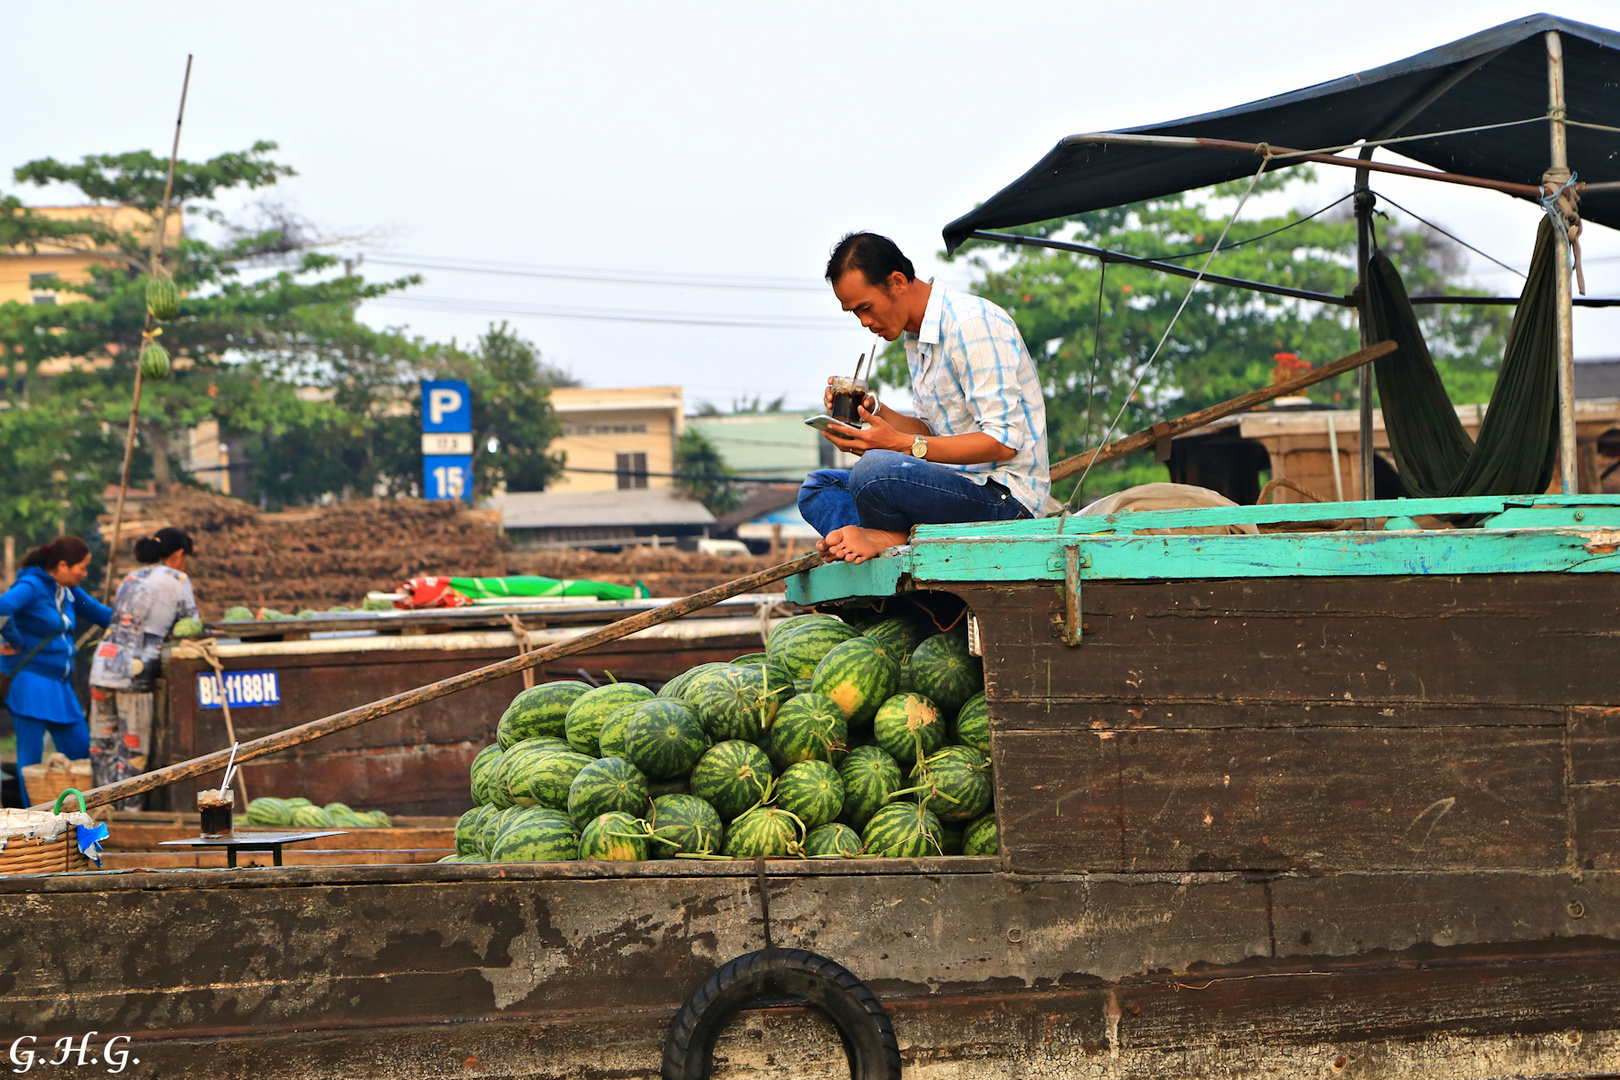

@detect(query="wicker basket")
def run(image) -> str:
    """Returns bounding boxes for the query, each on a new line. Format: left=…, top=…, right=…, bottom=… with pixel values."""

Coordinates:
left=21, top=754, right=92, bottom=810
left=0, top=805, right=95, bottom=877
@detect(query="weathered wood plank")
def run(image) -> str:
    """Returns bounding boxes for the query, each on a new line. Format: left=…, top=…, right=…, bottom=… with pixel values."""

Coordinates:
left=960, top=577, right=1620, bottom=708
left=1574, top=785, right=1620, bottom=871
left=1571, top=706, right=1620, bottom=784
left=98, top=848, right=454, bottom=870
left=993, top=727, right=1569, bottom=874
left=991, top=697, right=1568, bottom=731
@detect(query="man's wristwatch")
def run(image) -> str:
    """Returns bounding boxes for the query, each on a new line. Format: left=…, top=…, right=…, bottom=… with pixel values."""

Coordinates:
left=909, top=435, right=929, bottom=459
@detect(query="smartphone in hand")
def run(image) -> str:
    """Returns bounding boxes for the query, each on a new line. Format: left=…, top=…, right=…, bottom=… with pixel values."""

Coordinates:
left=805, top=414, right=862, bottom=431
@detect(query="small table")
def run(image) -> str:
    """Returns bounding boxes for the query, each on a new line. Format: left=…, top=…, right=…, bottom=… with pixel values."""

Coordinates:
left=159, top=830, right=346, bottom=868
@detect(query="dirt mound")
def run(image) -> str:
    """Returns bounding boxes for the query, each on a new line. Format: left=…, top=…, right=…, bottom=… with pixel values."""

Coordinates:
left=101, top=492, right=814, bottom=617
left=103, top=493, right=508, bottom=619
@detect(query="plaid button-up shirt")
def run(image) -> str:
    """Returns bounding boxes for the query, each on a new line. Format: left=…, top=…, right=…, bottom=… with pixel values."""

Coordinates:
left=903, top=282, right=1050, bottom=514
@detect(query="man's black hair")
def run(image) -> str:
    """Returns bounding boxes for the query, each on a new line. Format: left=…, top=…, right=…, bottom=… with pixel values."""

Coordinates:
left=825, top=232, right=916, bottom=288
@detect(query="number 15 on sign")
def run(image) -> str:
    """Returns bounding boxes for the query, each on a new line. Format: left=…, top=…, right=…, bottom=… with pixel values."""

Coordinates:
left=425, top=454, right=473, bottom=503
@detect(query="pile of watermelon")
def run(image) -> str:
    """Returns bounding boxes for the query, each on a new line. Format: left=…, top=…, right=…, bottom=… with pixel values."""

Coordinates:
left=442, top=612, right=999, bottom=864
left=245, top=797, right=393, bottom=829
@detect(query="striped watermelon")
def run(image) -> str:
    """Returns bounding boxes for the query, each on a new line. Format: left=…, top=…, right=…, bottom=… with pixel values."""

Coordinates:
left=648, top=794, right=725, bottom=856
left=803, top=822, right=863, bottom=857
left=491, top=806, right=581, bottom=862
left=862, top=801, right=943, bottom=858
left=909, top=632, right=983, bottom=718
left=811, top=637, right=899, bottom=726
left=285, top=797, right=314, bottom=809
left=246, top=797, right=294, bottom=826
left=579, top=811, right=650, bottom=861
left=564, top=683, right=654, bottom=756
left=918, top=745, right=993, bottom=823
left=455, top=806, right=486, bottom=855
left=658, top=662, right=729, bottom=701
left=567, top=757, right=650, bottom=826
left=509, top=748, right=595, bottom=810
left=730, top=651, right=768, bottom=665
left=494, top=739, right=556, bottom=806
left=860, top=615, right=927, bottom=680
left=765, top=692, right=848, bottom=768
left=470, top=744, right=504, bottom=806
left=596, top=705, right=637, bottom=760
left=963, top=812, right=999, bottom=856
left=689, top=740, right=774, bottom=821
left=953, top=692, right=990, bottom=755
left=290, top=805, right=335, bottom=828
left=767, top=614, right=861, bottom=678
left=775, top=760, right=845, bottom=829
left=723, top=805, right=803, bottom=857
left=792, top=675, right=814, bottom=697
left=498, top=680, right=592, bottom=748
left=871, top=692, right=946, bottom=767
left=837, top=745, right=903, bottom=831
left=687, top=664, right=784, bottom=742
left=623, top=699, right=708, bottom=779
left=479, top=805, right=527, bottom=859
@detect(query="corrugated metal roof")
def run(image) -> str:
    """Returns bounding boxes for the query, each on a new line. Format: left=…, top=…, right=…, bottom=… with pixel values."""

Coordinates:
left=491, top=489, right=715, bottom=529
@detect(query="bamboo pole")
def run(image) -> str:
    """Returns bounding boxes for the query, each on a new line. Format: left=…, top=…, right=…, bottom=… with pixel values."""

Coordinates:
left=45, top=551, right=825, bottom=811
left=1050, top=340, right=1395, bottom=482
left=102, top=55, right=193, bottom=602
left=1546, top=31, right=1578, bottom=495
left=1061, top=131, right=1545, bottom=198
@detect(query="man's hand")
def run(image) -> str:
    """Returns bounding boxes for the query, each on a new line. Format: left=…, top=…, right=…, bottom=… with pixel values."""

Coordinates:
left=821, top=406, right=910, bottom=457
left=0, top=642, right=17, bottom=656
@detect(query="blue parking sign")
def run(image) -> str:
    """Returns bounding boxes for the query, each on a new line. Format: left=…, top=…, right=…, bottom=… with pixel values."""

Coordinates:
left=421, top=380, right=471, bottom=433
left=425, top=454, right=473, bottom=503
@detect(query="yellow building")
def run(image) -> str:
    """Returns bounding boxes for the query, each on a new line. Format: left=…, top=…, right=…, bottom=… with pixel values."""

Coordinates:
left=1, top=205, right=184, bottom=374
left=547, top=386, right=684, bottom=492
left=0, top=204, right=183, bottom=304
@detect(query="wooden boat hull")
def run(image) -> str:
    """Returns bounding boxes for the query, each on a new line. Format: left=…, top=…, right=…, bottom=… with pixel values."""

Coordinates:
left=6, top=509, right=1619, bottom=1077
left=2, top=860, right=1615, bottom=1079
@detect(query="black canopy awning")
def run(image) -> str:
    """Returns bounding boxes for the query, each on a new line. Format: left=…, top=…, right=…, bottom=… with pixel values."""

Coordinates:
left=942, top=14, right=1620, bottom=252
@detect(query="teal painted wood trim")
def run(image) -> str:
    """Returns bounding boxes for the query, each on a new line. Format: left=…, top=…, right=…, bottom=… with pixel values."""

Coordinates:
left=786, top=554, right=911, bottom=605
left=908, top=528, right=1620, bottom=582
left=913, top=494, right=1620, bottom=539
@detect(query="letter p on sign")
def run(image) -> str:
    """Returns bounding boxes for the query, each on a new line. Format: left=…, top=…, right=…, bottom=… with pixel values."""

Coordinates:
left=420, top=379, right=471, bottom=433
left=428, top=388, right=462, bottom=426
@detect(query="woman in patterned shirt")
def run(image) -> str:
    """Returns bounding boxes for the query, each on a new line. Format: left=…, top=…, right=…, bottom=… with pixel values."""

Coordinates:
left=88, top=528, right=201, bottom=805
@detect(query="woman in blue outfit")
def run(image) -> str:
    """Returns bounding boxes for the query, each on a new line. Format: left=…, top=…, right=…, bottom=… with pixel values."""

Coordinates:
left=0, top=536, right=112, bottom=806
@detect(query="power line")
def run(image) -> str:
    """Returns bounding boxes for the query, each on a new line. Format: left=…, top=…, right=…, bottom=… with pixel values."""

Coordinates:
left=368, top=254, right=828, bottom=292
left=367, top=294, right=853, bottom=331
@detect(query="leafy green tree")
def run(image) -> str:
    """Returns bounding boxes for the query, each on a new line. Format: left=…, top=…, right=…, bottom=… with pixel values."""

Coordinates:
left=878, top=173, right=1509, bottom=500
left=0, top=142, right=436, bottom=527
left=674, top=428, right=742, bottom=515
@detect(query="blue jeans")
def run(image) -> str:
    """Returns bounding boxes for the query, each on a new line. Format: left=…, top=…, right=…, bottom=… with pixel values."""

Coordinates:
left=798, top=450, right=1034, bottom=537
left=13, top=713, right=90, bottom=807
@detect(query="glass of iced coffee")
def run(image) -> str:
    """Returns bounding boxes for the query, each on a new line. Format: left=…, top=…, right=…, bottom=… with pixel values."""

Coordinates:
left=828, top=376, right=869, bottom=426
left=198, top=787, right=236, bottom=837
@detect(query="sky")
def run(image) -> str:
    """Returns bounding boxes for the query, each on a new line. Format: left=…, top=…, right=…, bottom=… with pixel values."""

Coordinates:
left=7, top=1, right=1620, bottom=412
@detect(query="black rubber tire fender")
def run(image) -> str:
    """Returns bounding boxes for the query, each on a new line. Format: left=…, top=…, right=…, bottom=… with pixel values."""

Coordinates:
left=661, top=947, right=901, bottom=1080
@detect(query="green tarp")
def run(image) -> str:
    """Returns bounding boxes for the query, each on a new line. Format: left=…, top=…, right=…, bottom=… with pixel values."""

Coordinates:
left=1365, top=218, right=1560, bottom=499
left=448, top=576, right=650, bottom=602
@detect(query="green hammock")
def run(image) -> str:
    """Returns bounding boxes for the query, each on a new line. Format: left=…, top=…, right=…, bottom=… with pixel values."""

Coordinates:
left=1364, top=218, right=1560, bottom=498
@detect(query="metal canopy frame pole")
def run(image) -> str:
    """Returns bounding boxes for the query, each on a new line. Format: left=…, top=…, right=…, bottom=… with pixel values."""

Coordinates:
left=1547, top=30, right=1579, bottom=494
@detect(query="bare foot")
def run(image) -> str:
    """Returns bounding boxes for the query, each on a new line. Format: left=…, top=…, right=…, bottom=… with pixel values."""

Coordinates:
left=822, top=526, right=907, bottom=564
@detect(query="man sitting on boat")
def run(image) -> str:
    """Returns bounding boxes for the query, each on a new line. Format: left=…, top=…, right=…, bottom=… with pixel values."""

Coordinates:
left=800, top=232, right=1051, bottom=563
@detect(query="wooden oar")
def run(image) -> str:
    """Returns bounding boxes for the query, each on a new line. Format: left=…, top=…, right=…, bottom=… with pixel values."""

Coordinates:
left=50, top=551, right=824, bottom=812
left=1050, top=339, right=1396, bottom=481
